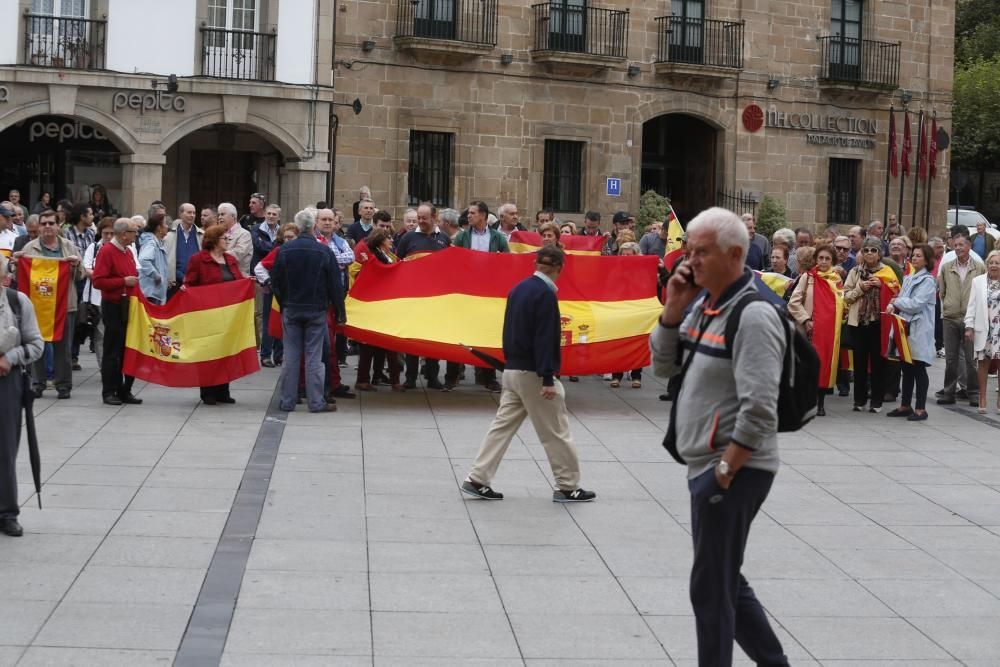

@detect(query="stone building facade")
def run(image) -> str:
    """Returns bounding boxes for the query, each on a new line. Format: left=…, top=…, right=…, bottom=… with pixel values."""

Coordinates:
left=331, top=0, right=955, bottom=231
left=0, top=0, right=335, bottom=217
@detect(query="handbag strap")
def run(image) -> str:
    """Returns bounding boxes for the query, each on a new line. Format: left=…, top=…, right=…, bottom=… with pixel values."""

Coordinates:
left=663, top=309, right=716, bottom=465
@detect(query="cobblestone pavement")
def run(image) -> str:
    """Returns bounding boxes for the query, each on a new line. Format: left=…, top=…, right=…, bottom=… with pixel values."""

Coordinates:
left=2, top=354, right=1000, bottom=666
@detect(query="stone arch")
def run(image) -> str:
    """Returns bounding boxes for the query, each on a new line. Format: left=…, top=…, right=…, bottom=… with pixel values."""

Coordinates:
left=159, top=111, right=305, bottom=158
left=0, top=101, right=139, bottom=154
left=632, top=96, right=732, bottom=131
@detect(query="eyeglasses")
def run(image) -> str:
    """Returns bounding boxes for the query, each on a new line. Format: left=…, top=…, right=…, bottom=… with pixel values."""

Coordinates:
left=38, top=220, right=57, bottom=227
left=862, top=248, right=880, bottom=254
left=835, top=246, right=851, bottom=252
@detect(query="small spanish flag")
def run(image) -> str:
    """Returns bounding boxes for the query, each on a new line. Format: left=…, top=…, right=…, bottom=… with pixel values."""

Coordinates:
left=665, top=206, right=684, bottom=252
left=810, top=269, right=845, bottom=390
left=509, top=231, right=606, bottom=255
left=882, top=312, right=913, bottom=364
left=344, top=247, right=661, bottom=375
left=268, top=295, right=282, bottom=340
left=124, top=280, right=260, bottom=387
left=17, top=256, right=71, bottom=342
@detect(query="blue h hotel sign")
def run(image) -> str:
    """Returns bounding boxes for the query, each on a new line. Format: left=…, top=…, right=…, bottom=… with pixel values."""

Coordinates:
left=606, top=177, right=622, bottom=197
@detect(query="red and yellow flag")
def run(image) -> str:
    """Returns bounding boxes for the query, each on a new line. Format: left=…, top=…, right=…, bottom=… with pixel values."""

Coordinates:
left=343, top=247, right=661, bottom=375
left=17, top=256, right=71, bottom=341
left=124, top=280, right=259, bottom=387
left=268, top=296, right=282, bottom=340
left=881, top=312, right=913, bottom=364
left=875, top=265, right=902, bottom=359
left=509, top=231, right=606, bottom=256
left=810, top=269, right=845, bottom=390
left=665, top=206, right=684, bottom=253
left=756, top=270, right=794, bottom=297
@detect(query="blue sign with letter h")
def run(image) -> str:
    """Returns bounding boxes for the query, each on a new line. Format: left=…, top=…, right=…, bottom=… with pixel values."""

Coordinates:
left=606, top=177, right=621, bottom=197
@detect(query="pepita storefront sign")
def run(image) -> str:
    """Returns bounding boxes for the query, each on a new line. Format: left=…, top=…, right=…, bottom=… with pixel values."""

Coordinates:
left=742, top=104, right=879, bottom=149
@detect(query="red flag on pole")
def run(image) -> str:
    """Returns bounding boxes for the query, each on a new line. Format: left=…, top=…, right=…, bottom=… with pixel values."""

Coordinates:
left=901, top=111, right=912, bottom=178
left=888, top=109, right=898, bottom=178
left=917, top=115, right=928, bottom=181
left=928, top=116, right=938, bottom=179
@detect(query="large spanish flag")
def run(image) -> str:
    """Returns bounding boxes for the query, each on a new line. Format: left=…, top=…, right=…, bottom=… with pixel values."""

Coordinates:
left=123, top=280, right=259, bottom=387
left=509, top=231, right=607, bottom=256
left=17, top=256, right=71, bottom=341
left=344, top=247, right=661, bottom=375
left=810, top=269, right=845, bottom=389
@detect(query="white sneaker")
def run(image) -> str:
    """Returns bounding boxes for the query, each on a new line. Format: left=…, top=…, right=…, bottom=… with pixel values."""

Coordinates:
left=601, top=374, right=612, bottom=381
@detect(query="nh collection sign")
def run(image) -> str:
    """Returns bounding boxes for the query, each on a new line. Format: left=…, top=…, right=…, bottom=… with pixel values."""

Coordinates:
left=742, top=104, right=879, bottom=149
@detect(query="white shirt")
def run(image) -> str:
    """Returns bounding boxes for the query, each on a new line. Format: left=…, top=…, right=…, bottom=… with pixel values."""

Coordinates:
left=470, top=226, right=491, bottom=252
left=0, top=228, right=15, bottom=258
left=83, top=242, right=102, bottom=307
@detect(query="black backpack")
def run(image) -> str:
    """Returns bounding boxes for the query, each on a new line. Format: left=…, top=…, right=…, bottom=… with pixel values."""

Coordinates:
left=725, top=292, right=819, bottom=433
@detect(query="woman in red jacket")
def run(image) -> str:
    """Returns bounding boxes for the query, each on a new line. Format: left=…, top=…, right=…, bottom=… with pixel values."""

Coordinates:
left=184, top=225, right=245, bottom=405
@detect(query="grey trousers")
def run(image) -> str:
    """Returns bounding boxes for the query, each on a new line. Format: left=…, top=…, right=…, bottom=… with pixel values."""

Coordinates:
left=942, top=318, right=978, bottom=398
left=31, top=312, right=75, bottom=393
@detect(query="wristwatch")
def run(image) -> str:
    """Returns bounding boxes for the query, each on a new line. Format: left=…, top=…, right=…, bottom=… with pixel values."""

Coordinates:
left=717, top=460, right=734, bottom=478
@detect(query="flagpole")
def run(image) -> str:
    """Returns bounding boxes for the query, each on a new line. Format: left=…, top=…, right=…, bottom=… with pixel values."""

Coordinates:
left=911, top=109, right=924, bottom=229
left=897, top=109, right=908, bottom=225
left=883, top=105, right=893, bottom=226
left=923, top=111, right=936, bottom=231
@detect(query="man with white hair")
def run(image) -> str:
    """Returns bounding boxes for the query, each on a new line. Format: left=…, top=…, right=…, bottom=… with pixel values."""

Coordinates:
left=270, top=209, right=344, bottom=413
left=493, top=203, right=525, bottom=240
left=219, top=202, right=253, bottom=277
left=346, top=198, right=376, bottom=245
left=651, top=207, right=789, bottom=667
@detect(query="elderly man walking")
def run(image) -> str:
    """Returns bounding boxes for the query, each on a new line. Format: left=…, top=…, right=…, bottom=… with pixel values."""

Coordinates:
left=461, top=245, right=595, bottom=503
left=651, top=207, right=790, bottom=667
left=19, top=209, right=85, bottom=399
left=937, top=232, right=985, bottom=406
left=219, top=202, right=253, bottom=277
left=270, top=209, right=344, bottom=413
left=92, top=219, right=142, bottom=406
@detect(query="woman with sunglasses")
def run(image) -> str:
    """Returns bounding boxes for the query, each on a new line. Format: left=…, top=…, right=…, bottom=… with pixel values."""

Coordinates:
left=844, top=237, right=901, bottom=413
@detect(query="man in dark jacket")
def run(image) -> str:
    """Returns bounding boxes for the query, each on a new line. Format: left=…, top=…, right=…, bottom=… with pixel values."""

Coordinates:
left=461, top=246, right=596, bottom=503
left=271, top=209, right=344, bottom=413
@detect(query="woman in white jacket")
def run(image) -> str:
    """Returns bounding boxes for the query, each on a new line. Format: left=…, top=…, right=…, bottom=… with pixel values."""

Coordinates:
left=964, top=250, right=1000, bottom=413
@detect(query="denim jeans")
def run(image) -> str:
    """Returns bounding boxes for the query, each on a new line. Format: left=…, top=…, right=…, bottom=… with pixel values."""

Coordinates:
left=279, top=309, right=327, bottom=412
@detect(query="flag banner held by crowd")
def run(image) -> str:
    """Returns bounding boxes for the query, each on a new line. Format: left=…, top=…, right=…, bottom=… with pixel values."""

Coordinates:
left=882, top=312, right=913, bottom=364
left=344, top=247, right=662, bottom=375
left=124, top=280, right=259, bottom=387
left=16, top=256, right=71, bottom=342
left=810, top=269, right=845, bottom=389
left=508, top=231, right=607, bottom=255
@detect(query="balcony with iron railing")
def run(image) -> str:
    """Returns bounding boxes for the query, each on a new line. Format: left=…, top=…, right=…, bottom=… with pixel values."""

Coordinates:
left=531, top=3, right=628, bottom=71
left=22, top=11, right=106, bottom=70
left=200, top=25, right=276, bottom=81
left=654, top=16, right=743, bottom=77
left=818, top=35, right=900, bottom=90
left=394, top=0, right=498, bottom=60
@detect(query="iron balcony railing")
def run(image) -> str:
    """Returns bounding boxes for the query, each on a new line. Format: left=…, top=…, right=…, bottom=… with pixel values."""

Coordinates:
left=23, top=12, right=106, bottom=70
left=395, top=0, right=498, bottom=46
left=532, top=3, right=628, bottom=59
left=200, top=26, right=276, bottom=81
left=717, top=188, right=757, bottom=217
left=818, top=35, right=900, bottom=88
left=655, top=16, right=743, bottom=69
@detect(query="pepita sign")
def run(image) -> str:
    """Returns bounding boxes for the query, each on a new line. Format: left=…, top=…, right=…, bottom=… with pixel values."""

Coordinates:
left=112, top=91, right=186, bottom=115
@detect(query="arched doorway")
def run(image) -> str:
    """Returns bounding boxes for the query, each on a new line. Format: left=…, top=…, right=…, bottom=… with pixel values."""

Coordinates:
left=641, top=114, right=718, bottom=224
left=0, top=115, right=129, bottom=212
left=162, top=124, right=287, bottom=213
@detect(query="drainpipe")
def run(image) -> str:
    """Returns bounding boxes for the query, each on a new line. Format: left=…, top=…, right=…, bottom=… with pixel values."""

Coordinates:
left=328, top=112, right=339, bottom=204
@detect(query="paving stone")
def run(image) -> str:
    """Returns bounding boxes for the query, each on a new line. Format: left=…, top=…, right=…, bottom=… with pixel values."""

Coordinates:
left=64, top=565, right=207, bottom=606
left=372, top=611, right=520, bottom=658
left=35, top=602, right=193, bottom=650
left=225, top=608, right=371, bottom=655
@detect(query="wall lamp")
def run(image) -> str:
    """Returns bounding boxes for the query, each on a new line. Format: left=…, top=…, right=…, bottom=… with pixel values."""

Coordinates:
left=361, top=40, right=376, bottom=52
left=627, top=64, right=641, bottom=77
left=899, top=89, right=913, bottom=106
left=766, top=77, right=780, bottom=90
left=500, top=53, right=514, bottom=65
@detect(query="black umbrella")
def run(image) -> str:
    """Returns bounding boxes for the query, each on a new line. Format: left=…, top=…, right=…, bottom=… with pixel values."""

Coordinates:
left=20, top=371, right=41, bottom=509
left=459, top=343, right=505, bottom=372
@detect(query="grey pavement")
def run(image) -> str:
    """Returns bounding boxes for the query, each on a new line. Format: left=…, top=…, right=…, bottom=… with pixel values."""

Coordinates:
left=1, top=352, right=1000, bottom=665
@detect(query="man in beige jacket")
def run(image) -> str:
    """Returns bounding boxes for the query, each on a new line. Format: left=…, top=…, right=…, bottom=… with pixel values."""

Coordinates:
left=17, top=210, right=86, bottom=399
